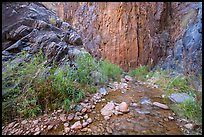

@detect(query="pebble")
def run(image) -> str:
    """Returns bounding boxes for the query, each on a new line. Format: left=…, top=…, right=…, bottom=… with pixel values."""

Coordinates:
left=130, top=103, right=138, bottom=107
left=64, top=127, right=70, bottom=133
left=67, top=113, right=75, bottom=121
left=76, top=112, right=82, bottom=116
left=34, top=131, right=41, bottom=135
left=74, top=115, right=81, bottom=120
left=13, top=123, right=19, bottom=128
left=153, top=102, right=169, bottom=109
left=25, top=130, right=30, bottom=135
left=87, top=128, right=92, bottom=132
left=33, top=120, right=38, bottom=125
left=64, top=123, right=69, bottom=127
left=71, top=121, right=82, bottom=130
left=104, top=116, right=110, bottom=121
left=81, top=127, right=88, bottom=132
left=21, top=120, right=27, bottom=125
left=57, top=109, right=63, bottom=113
left=87, top=118, right=93, bottom=124
left=164, top=118, right=169, bottom=121
left=47, top=125, right=53, bottom=130
left=82, top=122, right=88, bottom=127
left=184, top=123, right=193, bottom=130
left=125, top=75, right=133, bottom=81
left=118, top=102, right=129, bottom=113
left=35, top=127, right=40, bottom=132
left=168, top=116, right=174, bottom=120
left=60, top=114, right=67, bottom=122
left=81, top=108, right=87, bottom=113
left=106, top=127, right=113, bottom=134
left=8, top=122, right=16, bottom=128
left=84, top=114, right=89, bottom=119
left=92, top=105, right=95, bottom=109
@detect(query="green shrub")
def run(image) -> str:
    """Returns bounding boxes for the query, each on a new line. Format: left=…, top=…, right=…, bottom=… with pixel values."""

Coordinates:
left=167, top=75, right=189, bottom=93
left=72, top=53, right=98, bottom=85
left=170, top=99, right=202, bottom=123
left=100, top=59, right=123, bottom=82
left=128, top=65, right=149, bottom=81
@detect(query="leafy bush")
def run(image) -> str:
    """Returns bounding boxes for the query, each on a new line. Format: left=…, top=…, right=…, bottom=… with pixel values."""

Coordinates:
left=128, top=65, right=149, bottom=81
left=100, top=59, right=123, bottom=82
left=170, top=99, right=202, bottom=123
left=72, top=53, right=98, bottom=85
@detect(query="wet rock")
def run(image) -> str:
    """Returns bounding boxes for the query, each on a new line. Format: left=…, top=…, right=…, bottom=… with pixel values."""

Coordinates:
left=47, top=125, right=53, bottom=130
left=71, top=121, right=82, bottom=130
left=33, top=120, right=38, bottom=125
left=99, top=87, right=108, bottom=95
left=67, top=113, right=75, bottom=121
left=153, top=102, right=169, bottom=109
left=21, top=120, right=27, bottom=125
left=101, top=101, right=115, bottom=116
left=60, top=114, right=67, bottom=122
left=118, top=102, right=129, bottom=113
left=184, top=123, right=193, bottom=130
left=140, top=97, right=152, bottom=105
left=125, top=75, right=133, bottom=81
left=169, top=93, right=193, bottom=103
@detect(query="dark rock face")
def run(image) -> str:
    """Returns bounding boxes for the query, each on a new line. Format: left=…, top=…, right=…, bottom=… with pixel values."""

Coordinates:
left=2, top=2, right=83, bottom=65
left=41, top=2, right=202, bottom=75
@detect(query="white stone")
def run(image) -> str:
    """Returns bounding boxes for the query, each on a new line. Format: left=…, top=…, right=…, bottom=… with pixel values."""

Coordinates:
left=84, top=114, right=88, bottom=119
left=100, top=101, right=115, bottom=116
left=47, top=125, right=53, bottom=130
left=21, top=120, right=27, bottom=125
left=60, top=114, right=67, bottom=122
left=86, top=118, right=93, bottom=124
left=153, top=102, right=169, bottom=109
left=184, top=123, right=193, bottom=130
left=64, top=127, right=70, bottom=133
left=64, top=123, right=69, bottom=127
left=71, top=121, right=82, bottom=130
left=33, top=120, right=38, bottom=125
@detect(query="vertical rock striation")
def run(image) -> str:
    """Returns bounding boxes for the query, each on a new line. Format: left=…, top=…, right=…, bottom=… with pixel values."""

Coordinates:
left=41, top=2, right=202, bottom=75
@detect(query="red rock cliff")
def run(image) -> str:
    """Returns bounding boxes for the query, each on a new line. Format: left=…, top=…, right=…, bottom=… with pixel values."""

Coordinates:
left=42, top=2, right=202, bottom=73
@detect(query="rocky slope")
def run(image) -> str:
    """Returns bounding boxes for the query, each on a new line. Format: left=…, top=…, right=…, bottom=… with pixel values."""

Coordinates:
left=2, top=2, right=84, bottom=66
left=41, top=2, right=202, bottom=75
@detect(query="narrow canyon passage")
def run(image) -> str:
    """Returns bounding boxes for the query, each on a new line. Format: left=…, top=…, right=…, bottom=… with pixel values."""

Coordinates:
left=2, top=2, right=202, bottom=135
left=44, top=80, right=183, bottom=135
left=3, top=77, right=184, bottom=135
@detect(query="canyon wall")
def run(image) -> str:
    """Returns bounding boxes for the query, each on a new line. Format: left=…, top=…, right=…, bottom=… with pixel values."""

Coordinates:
left=42, top=2, right=202, bottom=74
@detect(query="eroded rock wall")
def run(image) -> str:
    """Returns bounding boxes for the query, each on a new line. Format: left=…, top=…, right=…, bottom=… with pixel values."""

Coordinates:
left=42, top=2, right=202, bottom=74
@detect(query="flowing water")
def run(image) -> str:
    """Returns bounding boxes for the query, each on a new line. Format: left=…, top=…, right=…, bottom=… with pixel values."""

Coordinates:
left=45, top=81, right=183, bottom=135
